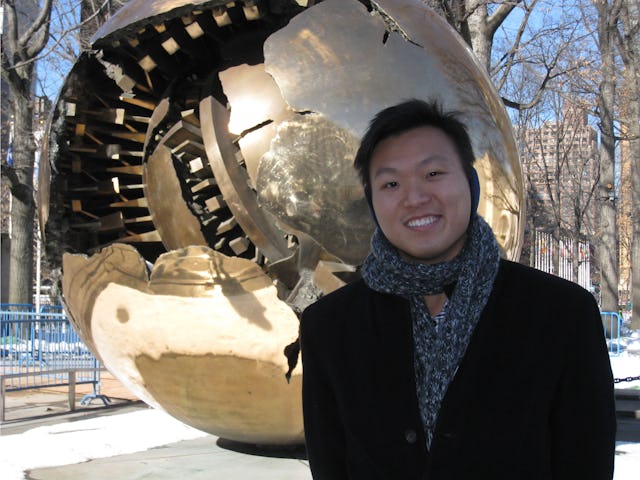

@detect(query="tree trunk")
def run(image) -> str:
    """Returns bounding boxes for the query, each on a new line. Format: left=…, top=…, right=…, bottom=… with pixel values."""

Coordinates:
left=572, top=237, right=580, bottom=285
left=630, top=93, right=640, bottom=328
left=420, top=1, right=519, bottom=74
left=620, top=0, right=640, bottom=329
left=1, top=0, right=55, bottom=305
left=596, top=0, right=619, bottom=313
left=466, top=2, right=492, bottom=72
left=8, top=92, right=36, bottom=305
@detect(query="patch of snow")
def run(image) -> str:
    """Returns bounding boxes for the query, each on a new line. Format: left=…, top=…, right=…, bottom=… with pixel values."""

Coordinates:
left=615, top=442, right=640, bottom=479
left=0, top=409, right=207, bottom=480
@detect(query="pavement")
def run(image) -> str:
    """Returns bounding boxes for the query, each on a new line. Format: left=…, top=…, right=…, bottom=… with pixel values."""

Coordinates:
left=24, top=436, right=310, bottom=480
left=0, top=372, right=141, bottom=433
left=0, top=372, right=311, bottom=480
left=1, top=374, right=639, bottom=479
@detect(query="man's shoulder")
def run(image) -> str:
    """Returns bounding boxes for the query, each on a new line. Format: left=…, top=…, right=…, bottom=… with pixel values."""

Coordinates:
left=497, top=259, right=595, bottom=302
left=304, top=278, right=370, bottom=316
left=300, top=279, right=373, bottom=348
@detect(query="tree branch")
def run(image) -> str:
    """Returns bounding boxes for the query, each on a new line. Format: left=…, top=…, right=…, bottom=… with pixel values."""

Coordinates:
left=3, top=0, right=20, bottom=59
left=26, top=20, right=52, bottom=60
left=1, top=48, right=26, bottom=94
left=613, top=4, right=639, bottom=68
left=486, top=0, right=525, bottom=38
left=3, top=0, right=113, bottom=72
left=0, top=164, right=34, bottom=205
left=18, top=0, right=54, bottom=54
left=492, top=1, right=537, bottom=91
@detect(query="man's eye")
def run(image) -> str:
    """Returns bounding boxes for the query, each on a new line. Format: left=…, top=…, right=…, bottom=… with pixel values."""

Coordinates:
left=427, top=171, right=443, bottom=177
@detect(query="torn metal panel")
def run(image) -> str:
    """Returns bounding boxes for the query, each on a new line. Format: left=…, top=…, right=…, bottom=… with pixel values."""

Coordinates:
left=372, top=0, right=524, bottom=220
left=199, top=94, right=291, bottom=263
left=264, top=0, right=452, bottom=137
left=257, top=114, right=373, bottom=265
left=44, top=0, right=526, bottom=448
left=93, top=0, right=232, bottom=44
left=62, top=244, right=304, bottom=445
left=264, top=0, right=524, bottom=258
left=220, top=63, right=289, bottom=135
left=219, top=63, right=292, bottom=187
left=144, top=144, right=208, bottom=250
left=238, top=123, right=279, bottom=189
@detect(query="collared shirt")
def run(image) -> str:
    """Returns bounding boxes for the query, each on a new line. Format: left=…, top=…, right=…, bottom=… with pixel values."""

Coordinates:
left=431, top=298, right=449, bottom=332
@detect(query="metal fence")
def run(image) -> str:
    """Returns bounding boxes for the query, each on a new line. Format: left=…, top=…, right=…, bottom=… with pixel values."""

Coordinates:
left=601, top=311, right=622, bottom=357
left=1, top=304, right=108, bottom=420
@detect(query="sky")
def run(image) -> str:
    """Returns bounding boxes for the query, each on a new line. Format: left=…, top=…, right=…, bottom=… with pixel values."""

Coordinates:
left=33, top=0, right=80, bottom=102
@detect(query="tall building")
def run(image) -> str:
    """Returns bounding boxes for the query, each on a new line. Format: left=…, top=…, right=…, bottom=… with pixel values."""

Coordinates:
left=521, top=105, right=599, bottom=289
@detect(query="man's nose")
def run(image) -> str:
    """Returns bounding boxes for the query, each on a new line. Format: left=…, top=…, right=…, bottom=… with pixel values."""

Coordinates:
left=403, top=181, right=430, bottom=207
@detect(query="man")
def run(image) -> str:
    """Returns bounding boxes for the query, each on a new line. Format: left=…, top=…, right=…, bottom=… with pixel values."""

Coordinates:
left=300, top=99, right=615, bottom=479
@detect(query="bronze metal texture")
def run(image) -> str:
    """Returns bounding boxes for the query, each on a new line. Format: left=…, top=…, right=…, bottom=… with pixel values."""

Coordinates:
left=62, top=244, right=303, bottom=445
left=92, top=1, right=230, bottom=44
left=143, top=144, right=208, bottom=249
left=43, top=0, right=525, bottom=445
left=218, top=63, right=291, bottom=188
left=256, top=114, right=372, bottom=265
left=199, top=94, right=291, bottom=262
left=264, top=0, right=524, bottom=258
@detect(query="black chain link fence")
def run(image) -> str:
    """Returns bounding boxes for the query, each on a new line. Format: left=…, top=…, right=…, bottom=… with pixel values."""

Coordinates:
left=614, top=375, right=640, bottom=384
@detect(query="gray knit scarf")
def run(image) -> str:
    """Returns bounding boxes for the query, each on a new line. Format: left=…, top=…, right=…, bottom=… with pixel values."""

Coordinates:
left=361, top=213, right=500, bottom=448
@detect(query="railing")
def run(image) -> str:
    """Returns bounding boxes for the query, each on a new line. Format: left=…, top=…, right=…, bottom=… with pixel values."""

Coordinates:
left=601, top=311, right=622, bottom=357
left=0, top=304, right=109, bottom=421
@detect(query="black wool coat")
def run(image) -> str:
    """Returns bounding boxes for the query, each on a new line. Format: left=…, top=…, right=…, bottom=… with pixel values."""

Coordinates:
left=300, top=259, right=616, bottom=480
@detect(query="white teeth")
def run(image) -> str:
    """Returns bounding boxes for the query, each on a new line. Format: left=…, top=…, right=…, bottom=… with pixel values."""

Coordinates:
left=407, top=216, right=437, bottom=228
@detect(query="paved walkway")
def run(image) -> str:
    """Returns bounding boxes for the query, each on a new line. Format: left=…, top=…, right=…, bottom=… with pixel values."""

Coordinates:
left=1, top=372, right=139, bottom=432
left=2, top=373, right=639, bottom=479
left=26, top=435, right=310, bottom=480
left=1, top=373, right=311, bottom=479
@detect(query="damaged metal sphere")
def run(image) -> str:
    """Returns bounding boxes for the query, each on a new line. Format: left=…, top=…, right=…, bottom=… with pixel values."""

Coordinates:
left=41, top=0, right=524, bottom=445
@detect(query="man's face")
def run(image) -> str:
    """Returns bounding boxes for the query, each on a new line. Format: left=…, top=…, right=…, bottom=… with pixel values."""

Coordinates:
left=369, top=126, right=471, bottom=264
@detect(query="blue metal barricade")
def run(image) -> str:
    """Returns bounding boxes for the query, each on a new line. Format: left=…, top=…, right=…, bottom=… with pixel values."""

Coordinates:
left=601, top=311, right=622, bottom=357
left=0, top=304, right=102, bottom=392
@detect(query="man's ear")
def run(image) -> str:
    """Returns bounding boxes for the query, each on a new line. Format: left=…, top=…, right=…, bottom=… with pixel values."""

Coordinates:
left=364, top=184, right=379, bottom=228
left=469, top=167, right=480, bottom=214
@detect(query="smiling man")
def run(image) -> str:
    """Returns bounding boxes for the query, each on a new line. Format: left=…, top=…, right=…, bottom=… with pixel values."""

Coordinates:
left=369, top=126, right=471, bottom=264
left=300, top=99, right=616, bottom=479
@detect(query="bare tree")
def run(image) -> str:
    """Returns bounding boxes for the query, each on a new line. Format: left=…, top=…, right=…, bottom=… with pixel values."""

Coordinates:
left=425, top=1, right=586, bottom=113
left=496, top=1, right=599, bottom=109
left=423, top=1, right=634, bottom=317
left=1, top=0, right=115, bottom=304
left=30, top=0, right=118, bottom=99
left=1, top=0, right=55, bottom=304
left=518, top=91, right=599, bottom=279
left=615, top=0, right=640, bottom=327
left=421, top=0, right=526, bottom=70
left=592, top=0, right=621, bottom=313
left=78, top=0, right=127, bottom=49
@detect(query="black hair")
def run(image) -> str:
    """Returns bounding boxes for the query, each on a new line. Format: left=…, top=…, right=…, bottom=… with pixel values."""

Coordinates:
left=353, top=99, right=476, bottom=190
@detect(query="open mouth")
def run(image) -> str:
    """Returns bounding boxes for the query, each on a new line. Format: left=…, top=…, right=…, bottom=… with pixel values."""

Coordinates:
left=406, top=215, right=439, bottom=229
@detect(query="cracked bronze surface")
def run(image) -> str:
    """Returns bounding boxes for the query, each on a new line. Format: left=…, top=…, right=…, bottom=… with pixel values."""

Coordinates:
left=43, top=0, right=523, bottom=444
